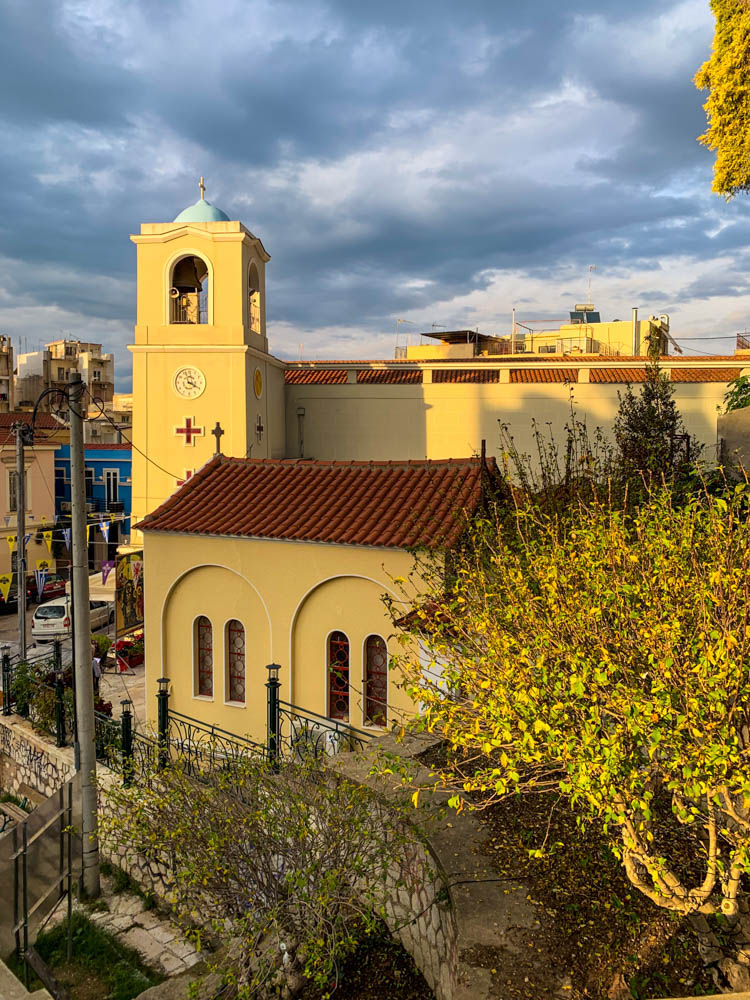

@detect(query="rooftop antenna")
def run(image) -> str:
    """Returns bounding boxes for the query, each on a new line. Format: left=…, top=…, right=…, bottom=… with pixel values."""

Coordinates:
left=587, top=264, right=597, bottom=306
left=431, top=323, right=446, bottom=331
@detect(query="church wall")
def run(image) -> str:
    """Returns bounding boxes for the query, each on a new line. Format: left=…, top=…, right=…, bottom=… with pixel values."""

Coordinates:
left=267, top=362, right=287, bottom=459
left=144, top=532, right=421, bottom=742
left=284, top=378, right=727, bottom=464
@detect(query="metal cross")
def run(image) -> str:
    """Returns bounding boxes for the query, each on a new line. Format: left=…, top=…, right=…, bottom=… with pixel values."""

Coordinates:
left=256, top=414, right=264, bottom=440
left=211, top=421, right=224, bottom=455
left=175, top=417, right=204, bottom=446
left=199, top=176, right=205, bottom=200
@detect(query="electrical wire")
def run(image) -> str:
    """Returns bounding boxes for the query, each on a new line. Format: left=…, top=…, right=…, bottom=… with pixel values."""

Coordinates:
left=84, top=388, right=182, bottom=481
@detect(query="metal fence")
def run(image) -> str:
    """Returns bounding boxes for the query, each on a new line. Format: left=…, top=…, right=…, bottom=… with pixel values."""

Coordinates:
left=0, top=774, right=80, bottom=972
left=277, top=700, right=370, bottom=760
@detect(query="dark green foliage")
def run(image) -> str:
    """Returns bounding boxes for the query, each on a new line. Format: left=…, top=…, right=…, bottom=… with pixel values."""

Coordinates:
left=613, top=362, right=701, bottom=491
left=724, top=374, right=750, bottom=413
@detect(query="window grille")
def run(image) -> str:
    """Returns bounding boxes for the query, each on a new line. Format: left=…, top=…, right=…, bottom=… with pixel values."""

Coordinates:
left=227, top=619, right=245, bottom=703
left=327, top=631, right=350, bottom=721
left=196, top=616, right=213, bottom=697
left=364, top=635, right=388, bottom=726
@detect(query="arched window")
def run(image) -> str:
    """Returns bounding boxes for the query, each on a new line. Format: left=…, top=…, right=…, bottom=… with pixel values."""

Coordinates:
left=226, top=619, right=246, bottom=704
left=170, top=255, right=209, bottom=324
left=248, top=262, right=261, bottom=333
left=327, top=631, right=349, bottom=721
left=195, top=615, right=213, bottom=697
left=364, top=635, right=388, bottom=727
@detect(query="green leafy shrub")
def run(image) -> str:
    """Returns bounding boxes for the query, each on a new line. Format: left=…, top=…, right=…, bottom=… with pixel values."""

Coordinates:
left=724, top=374, right=750, bottom=413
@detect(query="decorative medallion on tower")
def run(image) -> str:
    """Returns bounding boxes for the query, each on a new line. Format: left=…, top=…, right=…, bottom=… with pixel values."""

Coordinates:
left=254, top=368, right=263, bottom=399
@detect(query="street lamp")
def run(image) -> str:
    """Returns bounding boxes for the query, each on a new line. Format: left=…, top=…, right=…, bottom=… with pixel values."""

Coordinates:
left=265, top=663, right=281, bottom=769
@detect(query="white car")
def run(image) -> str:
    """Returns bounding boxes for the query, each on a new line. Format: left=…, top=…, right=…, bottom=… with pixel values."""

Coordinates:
left=31, top=597, right=113, bottom=643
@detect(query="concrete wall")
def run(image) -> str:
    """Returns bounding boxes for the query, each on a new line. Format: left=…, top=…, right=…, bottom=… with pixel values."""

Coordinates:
left=718, top=407, right=750, bottom=471
left=285, top=377, right=728, bottom=465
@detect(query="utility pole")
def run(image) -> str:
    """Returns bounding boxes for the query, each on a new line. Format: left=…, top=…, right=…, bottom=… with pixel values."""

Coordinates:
left=69, top=373, right=99, bottom=897
left=13, top=421, right=32, bottom=660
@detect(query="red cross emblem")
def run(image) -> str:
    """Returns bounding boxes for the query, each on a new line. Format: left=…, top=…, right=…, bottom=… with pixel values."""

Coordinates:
left=176, top=470, right=194, bottom=487
left=175, top=417, right=204, bottom=446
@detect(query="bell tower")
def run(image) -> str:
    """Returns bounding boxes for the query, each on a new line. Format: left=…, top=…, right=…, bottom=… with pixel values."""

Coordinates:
left=129, top=180, right=276, bottom=537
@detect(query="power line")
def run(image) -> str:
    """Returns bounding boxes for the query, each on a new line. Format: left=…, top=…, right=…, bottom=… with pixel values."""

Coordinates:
left=84, top=388, right=181, bottom=481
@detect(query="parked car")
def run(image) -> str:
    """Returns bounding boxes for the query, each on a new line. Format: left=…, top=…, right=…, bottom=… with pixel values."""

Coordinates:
left=31, top=597, right=113, bottom=643
left=30, top=573, right=68, bottom=603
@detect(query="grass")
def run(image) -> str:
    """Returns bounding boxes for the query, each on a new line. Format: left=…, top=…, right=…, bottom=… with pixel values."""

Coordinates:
left=0, top=790, right=30, bottom=810
left=7, top=911, right=162, bottom=1000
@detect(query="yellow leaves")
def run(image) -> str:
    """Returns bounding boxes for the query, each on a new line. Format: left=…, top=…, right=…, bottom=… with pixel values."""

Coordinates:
left=411, top=790, right=420, bottom=808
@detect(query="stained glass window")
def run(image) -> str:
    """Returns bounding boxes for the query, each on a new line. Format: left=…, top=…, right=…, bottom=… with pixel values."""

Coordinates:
left=327, top=631, right=350, bottom=721
left=196, top=615, right=213, bottom=697
left=364, top=635, right=388, bottom=726
left=227, top=619, right=246, bottom=703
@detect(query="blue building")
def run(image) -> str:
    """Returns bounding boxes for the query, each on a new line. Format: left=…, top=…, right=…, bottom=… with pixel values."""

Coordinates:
left=55, top=443, right=132, bottom=566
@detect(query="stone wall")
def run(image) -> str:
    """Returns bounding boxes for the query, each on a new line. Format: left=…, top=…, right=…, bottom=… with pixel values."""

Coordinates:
left=330, top=730, right=523, bottom=1000
left=0, top=715, right=74, bottom=799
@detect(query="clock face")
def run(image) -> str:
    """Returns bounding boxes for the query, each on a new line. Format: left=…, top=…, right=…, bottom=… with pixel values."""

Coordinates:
left=173, top=367, right=206, bottom=399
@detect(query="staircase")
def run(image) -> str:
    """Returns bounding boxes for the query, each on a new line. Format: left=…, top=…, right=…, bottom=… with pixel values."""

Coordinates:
left=0, top=960, right=52, bottom=1000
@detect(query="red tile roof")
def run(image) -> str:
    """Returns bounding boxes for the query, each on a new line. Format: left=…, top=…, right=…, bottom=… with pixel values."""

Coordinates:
left=138, top=456, right=499, bottom=549
left=83, top=443, right=132, bottom=451
left=432, top=369, right=500, bottom=383
left=510, top=369, right=578, bottom=383
left=357, top=369, right=423, bottom=384
left=285, top=369, right=348, bottom=384
left=0, top=412, right=65, bottom=429
left=671, top=367, right=741, bottom=383
left=589, top=368, right=650, bottom=383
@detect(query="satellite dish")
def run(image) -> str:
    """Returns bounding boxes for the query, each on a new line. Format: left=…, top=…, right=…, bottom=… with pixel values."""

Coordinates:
left=169, top=287, right=180, bottom=299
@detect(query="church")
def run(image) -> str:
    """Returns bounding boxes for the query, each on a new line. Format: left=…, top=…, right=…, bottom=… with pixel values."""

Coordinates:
left=129, top=183, right=744, bottom=740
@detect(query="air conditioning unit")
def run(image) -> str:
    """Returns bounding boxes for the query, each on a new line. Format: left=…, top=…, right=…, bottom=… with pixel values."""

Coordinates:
left=61, top=502, right=72, bottom=513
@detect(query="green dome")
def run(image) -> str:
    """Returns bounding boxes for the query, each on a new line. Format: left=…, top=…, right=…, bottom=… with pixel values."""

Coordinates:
left=174, top=199, right=230, bottom=223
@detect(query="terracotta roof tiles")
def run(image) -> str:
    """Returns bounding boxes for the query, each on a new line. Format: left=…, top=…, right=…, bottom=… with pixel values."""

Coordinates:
left=285, top=369, right=348, bottom=385
left=138, top=456, right=498, bottom=550
left=432, top=369, right=500, bottom=383
left=670, top=367, right=741, bottom=383
left=510, top=369, right=578, bottom=383
left=357, top=369, right=422, bottom=384
left=589, top=368, right=650, bottom=383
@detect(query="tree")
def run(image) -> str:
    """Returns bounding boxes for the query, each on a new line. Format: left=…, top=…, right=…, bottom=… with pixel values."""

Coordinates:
left=613, top=362, right=699, bottom=488
left=391, top=484, right=750, bottom=989
left=695, top=0, right=750, bottom=197
left=98, top=754, right=420, bottom=999
left=724, top=373, right=750, bottom=412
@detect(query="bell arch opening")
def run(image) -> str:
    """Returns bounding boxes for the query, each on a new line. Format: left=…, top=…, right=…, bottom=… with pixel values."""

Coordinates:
left=248, top=261, right=261, bottom=333
left=170, top=254, right=209, bottom=324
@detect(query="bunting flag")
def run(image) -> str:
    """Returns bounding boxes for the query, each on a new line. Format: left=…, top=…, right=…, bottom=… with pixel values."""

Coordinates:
left=6, top=535, right=16, bottom=555
left=101, top=560, right=115, bottom=585
left=62, top=528, right=71, bottom=551
left=0, top=574, right=12, bottom=602
left=34, top=568, right=48, bottom=603
left=36, top=558, right=51, bottom=573
left=41, top=515, right=47, bottom=524
left=3, top=517, right=9, bottom=528
left=86, top=524, right=90, bottom=545
left=23, top=534, right=31, bottom=547
left=99, top=520, right=110, bottom=544
left=42, top=530, right=53, bottom=553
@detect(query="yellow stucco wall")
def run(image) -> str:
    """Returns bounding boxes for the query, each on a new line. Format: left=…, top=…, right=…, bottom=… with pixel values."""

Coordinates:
left=285, top=376, right=731, bottom=463
left=143, top=531, right=422, bottom=744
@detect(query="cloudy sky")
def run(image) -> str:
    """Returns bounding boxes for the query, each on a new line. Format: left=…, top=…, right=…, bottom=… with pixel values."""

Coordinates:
left=0, top=0, right=747, bottom=390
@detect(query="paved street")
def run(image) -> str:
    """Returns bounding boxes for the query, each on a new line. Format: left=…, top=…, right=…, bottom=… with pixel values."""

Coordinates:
left=0, top=608, right=147, bottom=728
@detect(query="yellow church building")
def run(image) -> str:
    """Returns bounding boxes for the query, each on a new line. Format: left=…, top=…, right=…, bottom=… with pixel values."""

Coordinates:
left=136, top=454, right=497, bottom=742
left=128, top=183, right=746, bottom=738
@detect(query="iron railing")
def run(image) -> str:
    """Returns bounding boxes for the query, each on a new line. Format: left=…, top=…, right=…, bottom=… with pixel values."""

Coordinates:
left=276, top=700, right=370, bottom=761
left=164, top=709, right=267, bottom=778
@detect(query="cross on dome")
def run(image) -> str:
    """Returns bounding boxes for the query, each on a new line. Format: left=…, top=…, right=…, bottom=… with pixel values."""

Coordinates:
left=199, top=176, right=206, bottom=200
